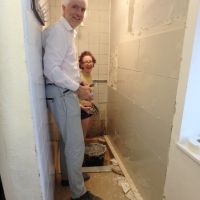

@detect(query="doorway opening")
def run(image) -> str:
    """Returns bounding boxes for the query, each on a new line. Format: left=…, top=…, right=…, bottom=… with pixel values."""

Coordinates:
left=0, top=176, right=6, bottom=200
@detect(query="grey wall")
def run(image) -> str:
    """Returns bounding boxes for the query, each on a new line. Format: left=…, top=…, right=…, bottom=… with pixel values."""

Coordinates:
left=107, top=0, right=189, bottom=199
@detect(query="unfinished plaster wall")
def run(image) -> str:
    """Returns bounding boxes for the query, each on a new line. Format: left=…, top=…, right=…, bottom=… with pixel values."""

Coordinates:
left=108, top=0, right=189, bottom=200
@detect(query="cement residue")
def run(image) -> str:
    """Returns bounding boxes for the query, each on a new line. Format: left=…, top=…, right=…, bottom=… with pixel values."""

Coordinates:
left=85, top=143, right=107, bottom=157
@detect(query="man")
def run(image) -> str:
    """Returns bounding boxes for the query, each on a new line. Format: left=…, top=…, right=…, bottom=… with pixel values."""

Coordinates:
left=42, top=0, right=102, bottom=199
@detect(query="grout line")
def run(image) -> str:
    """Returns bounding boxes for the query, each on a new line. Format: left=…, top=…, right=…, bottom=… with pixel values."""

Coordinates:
left=104, top=135, right=143, bottom=200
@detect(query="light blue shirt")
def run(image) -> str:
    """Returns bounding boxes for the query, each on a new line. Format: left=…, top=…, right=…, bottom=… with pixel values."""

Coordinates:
left=42, top=16, right=80, bottom=91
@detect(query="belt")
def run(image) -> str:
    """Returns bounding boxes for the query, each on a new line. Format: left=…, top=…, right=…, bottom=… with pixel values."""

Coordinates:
left=46, top=83, right=70, bottom=94
left=63, top=89, right=70, bottom=94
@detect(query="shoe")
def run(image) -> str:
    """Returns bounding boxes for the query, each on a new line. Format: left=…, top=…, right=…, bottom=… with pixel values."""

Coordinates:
left=61, top=172, right=90, bottom=186
left=71, top=191, right=103, bottom=200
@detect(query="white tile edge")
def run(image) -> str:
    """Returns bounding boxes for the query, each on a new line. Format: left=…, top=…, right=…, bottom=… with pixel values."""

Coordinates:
left=177, top=142, right=200, bottom=165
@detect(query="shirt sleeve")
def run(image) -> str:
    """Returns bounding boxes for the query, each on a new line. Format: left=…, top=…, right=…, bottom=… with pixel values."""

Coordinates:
left=43, top=26, right=79, bottom=91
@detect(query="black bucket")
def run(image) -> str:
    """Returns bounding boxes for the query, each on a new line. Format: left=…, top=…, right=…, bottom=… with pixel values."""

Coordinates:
left=83, top=143, right=107, bottom=167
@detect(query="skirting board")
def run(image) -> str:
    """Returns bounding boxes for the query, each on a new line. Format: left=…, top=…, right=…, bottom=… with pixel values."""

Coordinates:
left=104, top=135, right=143, bottom=200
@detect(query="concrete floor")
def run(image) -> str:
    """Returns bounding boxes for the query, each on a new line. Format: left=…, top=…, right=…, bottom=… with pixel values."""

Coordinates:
left=55, top=172, right=129, bottom=200
left=54, top=136, right=130, bottom=200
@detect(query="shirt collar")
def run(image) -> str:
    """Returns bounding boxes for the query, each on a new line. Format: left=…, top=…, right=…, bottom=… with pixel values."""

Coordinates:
left=60, top=16, right=73, bottom=31
left=60, top=16, right=77, bottom=37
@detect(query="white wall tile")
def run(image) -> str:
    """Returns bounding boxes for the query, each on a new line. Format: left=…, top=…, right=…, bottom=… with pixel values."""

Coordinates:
left=99, top=65, right=108, bottom=75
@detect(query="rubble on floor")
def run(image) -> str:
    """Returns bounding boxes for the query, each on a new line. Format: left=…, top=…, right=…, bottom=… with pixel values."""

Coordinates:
left=111, top=158, right=137, bottom=200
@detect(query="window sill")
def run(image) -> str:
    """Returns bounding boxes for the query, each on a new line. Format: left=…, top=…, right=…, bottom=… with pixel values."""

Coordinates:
left=177, top=142, right=200, bottom=165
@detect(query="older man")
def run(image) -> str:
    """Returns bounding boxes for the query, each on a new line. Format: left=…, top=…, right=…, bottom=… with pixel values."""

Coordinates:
left=42, top=0, right=102, bottom=199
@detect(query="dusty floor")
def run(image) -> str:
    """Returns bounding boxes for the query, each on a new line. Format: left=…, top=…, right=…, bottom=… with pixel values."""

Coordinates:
left=55, top=171, right=128, bottom=200
left=54, top=136, right=130, bottom=200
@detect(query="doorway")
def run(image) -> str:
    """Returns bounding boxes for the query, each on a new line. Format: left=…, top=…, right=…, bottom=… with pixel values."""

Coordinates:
left=0, top=177, right=6, bottom=200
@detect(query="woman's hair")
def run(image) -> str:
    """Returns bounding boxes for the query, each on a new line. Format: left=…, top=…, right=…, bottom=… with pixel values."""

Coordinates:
left=79, top=51, right=96, bottom=69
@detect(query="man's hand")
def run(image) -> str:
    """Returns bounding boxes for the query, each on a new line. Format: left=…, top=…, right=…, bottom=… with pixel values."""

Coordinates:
left=80, top=100, right=92, bottom=113
left=77, top=85, right=93, bottom=101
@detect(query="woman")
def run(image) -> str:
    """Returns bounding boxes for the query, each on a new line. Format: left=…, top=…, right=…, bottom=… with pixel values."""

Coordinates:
left=79, top=51, right=96, bottom=138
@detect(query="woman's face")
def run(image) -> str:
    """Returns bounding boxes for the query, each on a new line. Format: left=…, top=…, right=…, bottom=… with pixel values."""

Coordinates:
left=81, top=55, right=94, bottom=74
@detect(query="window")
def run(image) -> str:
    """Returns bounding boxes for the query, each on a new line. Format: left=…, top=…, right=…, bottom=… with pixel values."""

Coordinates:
left=177, top=1, right=200, bottom=164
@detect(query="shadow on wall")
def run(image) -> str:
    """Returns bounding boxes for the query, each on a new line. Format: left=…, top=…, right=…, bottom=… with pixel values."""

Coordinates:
left=0, top=177, right=6, bottom=200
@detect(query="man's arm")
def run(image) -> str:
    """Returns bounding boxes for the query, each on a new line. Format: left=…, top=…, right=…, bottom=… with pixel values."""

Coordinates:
left=43, top=27, right=79, bottom=91
left=77, top=84, right=93, bottom=100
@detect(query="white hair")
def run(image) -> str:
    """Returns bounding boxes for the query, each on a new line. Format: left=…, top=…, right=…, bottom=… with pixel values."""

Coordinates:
left=62, top=0, right=70, bottom=5
left=62, top=0, right=88, bottom=6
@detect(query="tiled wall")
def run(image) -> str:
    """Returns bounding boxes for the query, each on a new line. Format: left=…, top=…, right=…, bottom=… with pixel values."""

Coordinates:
left=76, top=0, right=110, bottom=81
left=48, top=0, right=62, bottom=24
left=108, top=0, right=188, bottom=200
left=48, top=0, right=110, bottom=80
left=76, top=0, right=110, bottom=135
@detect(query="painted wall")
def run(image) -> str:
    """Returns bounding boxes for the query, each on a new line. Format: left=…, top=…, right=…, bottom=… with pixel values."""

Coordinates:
left=0, top=1, right=53, bottom=200
left=164, top=0, right=200, bottom=199
left=108, top=0, right=188, bottom=200
left=22, top=1, right=54, bottom=200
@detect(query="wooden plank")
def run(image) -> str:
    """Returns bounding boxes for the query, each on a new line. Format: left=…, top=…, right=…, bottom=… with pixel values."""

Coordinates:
left=82, top=165, right=112, bottom=173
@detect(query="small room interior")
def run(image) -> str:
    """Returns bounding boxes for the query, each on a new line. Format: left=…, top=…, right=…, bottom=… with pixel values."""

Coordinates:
left=0, top=0, right=200, bottom=200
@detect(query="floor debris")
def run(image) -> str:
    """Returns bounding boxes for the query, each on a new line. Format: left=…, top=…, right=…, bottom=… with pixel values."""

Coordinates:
left=121, top=180, right=131, bottom=193
left=98, top=137, right=106, bottom=144
left=114, top=175, right=137, bottom=200
left=110, top=158, right=118, bottom=166
left=111, top=165, right=124, bottom=176
left=125, top=190, right=137, bottom=200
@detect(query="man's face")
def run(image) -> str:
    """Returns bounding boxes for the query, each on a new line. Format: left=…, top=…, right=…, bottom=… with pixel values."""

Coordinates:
left=62, top=0, right=86, bottom=28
